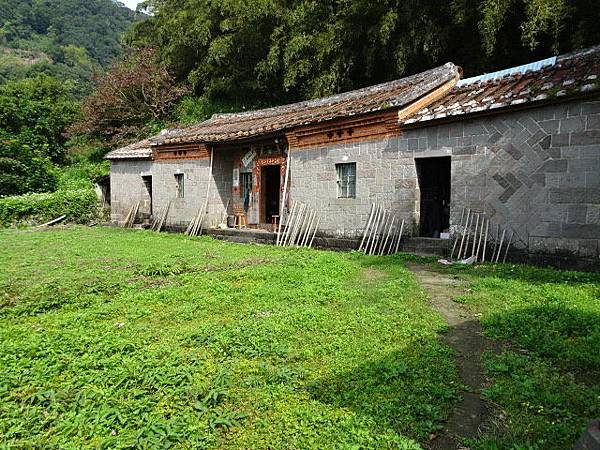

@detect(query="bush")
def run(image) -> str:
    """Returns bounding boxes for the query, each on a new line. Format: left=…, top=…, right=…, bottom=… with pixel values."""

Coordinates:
left=0, top=189, right=98, bottom=226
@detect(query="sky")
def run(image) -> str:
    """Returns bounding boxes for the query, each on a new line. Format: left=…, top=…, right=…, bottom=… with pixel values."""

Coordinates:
left=120, top=0, right=142, bottom=10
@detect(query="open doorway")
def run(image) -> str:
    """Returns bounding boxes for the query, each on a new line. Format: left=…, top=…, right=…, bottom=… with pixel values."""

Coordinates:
left=416, top=157, right=450, bottom=238
left=142, top=175, right=153, bottom=216
left=261, top=165, right=280, bottom=224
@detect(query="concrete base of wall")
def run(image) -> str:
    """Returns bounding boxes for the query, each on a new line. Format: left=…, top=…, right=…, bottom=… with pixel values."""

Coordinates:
left=127, top=224, right=598, bottom=272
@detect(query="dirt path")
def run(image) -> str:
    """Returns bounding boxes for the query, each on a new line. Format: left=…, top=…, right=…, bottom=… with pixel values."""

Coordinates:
left=407, top=263, right=501, bottom=450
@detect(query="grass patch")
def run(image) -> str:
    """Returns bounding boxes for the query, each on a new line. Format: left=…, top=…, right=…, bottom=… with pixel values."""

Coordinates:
left=441, top=263, right=600, bottom=450
left=0, top=226, right=459, bottom=448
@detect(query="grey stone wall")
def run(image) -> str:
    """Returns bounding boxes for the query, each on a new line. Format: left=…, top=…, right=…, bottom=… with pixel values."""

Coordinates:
left=290, top=98, right=600, bottom=261
left=110, top=97, right=599, bottom=264
left=110, top=159, right=153, bottom=223
left=110, top=151, right=233, bottom=227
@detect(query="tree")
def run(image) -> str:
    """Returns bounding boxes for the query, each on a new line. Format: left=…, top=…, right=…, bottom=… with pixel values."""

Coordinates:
left=68, top=48, right=188, bottom=145
left=127, top=0, right=600, bottom=108
left=0, top=74, right=79, bottom=164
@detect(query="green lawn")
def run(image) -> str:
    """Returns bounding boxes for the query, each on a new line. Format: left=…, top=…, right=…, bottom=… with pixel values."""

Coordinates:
left=0, top=227, right=598, bottom=449
left=0, top=227, right=457, bottom=449
left=442, top=263, right=600, bottom=450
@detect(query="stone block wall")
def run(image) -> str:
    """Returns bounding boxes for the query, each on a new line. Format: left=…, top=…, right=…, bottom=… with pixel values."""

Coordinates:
left=110, top=151, right=233, bottom=227
left=290, top=97, right=600, bottom=263
left=110, top=159, right=153, bottom=223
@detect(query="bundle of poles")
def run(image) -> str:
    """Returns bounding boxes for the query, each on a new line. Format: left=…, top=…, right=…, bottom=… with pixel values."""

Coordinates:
left=185, top=149, right=215, bottom=238
left=151, top=200, right=171, bottom=232
left=122, top=201, right=140, bottom=229
left=450, top=208, right=514, bottom=263
left=358, top=203, right=405, bottom=255
left=276, top=201, right=320, bottom=248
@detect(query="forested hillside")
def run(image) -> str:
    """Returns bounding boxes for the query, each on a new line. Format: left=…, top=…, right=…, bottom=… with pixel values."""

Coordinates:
left=1, top=0, right=600, bottom=222
left=0, top=0, right=141, bottom=93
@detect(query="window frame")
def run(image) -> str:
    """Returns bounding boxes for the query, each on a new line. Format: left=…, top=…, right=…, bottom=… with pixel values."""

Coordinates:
left=335, top=162, right=356, bottom=199
left=175, top=173, right=185, bottom=198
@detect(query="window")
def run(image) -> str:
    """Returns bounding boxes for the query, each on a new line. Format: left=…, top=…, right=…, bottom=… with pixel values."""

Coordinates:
left=336, top=163, right=356, bottom=198
left=175, top=173, right=184, bottom=198
left=240, top=172, right=252, bottom=211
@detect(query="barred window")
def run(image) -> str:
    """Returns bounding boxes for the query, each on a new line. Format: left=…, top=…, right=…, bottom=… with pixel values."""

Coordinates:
left=336, top=162, right=356, bottom=198
left=175, top=173, right=184, bottom=198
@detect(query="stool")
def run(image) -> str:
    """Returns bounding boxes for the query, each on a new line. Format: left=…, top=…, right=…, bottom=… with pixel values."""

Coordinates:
left=234, top=214, right=247, bottom=229
left=271, top=215, right=279, bottom=232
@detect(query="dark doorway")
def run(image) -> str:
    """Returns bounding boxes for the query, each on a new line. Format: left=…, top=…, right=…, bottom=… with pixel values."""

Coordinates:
left=262, top=165, right=280, bottom=223
left=142, top=175, right=153, bottom=216
left=416, top=157, right=451, bottom=238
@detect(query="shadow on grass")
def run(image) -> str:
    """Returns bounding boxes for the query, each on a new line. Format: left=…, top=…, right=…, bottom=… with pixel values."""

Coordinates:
left=483, top=304, right=600, bottom=376
left=307, top=338, right=459, bottom=443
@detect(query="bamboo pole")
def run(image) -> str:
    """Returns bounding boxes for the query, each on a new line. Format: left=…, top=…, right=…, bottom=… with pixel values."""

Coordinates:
left=359, top=204, right=376, bottom=251
left=369, top=207, right=384, bottom=255
left=300, top=210, right=315, bottom=247
left=381, top=216, right=396, bottom=256
left=492, top=223, right=499, bottom=262
left=476, top=216, right=485, bottom=261
left=365, top=204, right=381, bottom=254
left=288, top=203, right=305, bottom=246
left=394, top=219, right=405, bottom=254
left=285, top=202, right=302, bottom=247
left=481, top=217, right=489, bottom=263
left=373, top=210, right=387, bottom=255
left=502, top=230, right=514, bottom=263
left=450, top=208, right=466, bottom=259
left=495, top=228, right=506, bottom=263
left=309, top=217, right=321, bottom=248
left=471, top=213, right=480, bottom=257
left=198, top=148, right=214, bottom=237
left=457, top=209, right=471, bottom=260
left=276, top=150, right=292, bottom=246
left=277, top=200, right=296, bottom=246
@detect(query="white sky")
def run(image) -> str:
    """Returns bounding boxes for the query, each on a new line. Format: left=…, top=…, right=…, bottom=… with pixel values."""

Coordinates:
left=120, top=0, right=142, bottom=10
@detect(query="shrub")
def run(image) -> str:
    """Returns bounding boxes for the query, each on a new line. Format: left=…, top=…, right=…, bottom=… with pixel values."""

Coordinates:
left=0, top=189, right=98, bottom=226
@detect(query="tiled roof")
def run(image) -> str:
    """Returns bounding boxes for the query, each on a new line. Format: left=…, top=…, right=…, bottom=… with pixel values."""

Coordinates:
left=105, top=137, right=154, bottom=160
left=401, top=45, right=600, bottom=126
left=154, top=63, right=461, bottom=145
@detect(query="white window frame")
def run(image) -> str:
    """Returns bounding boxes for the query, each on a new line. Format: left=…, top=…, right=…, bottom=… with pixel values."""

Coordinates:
left=336, top=162, right=356, bottom=199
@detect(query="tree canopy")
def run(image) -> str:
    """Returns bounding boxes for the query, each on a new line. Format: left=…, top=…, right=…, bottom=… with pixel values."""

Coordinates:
left=0, top=75, right=79, bottom=196
left=127, top=0, right=600, bottom=107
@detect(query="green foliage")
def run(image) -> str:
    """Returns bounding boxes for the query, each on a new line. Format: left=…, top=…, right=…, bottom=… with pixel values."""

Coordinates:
left=0, top=189, right=97, bottom=226
left=174, top=95, right=247, bottom=125
left=0, top=74, right=79, bottom=164
left=128, top=0, right=600, bottom=107
left=0, top=0, right=142, bottom=87
left=442, top=262, right=600, bottom=449
left=474, top=351, right=599, bottom=450
left=57, top=161, right=110, bottom=191
left=0, top=134, right=58, bottom=196
left=0, top=227, right=458, bottom=448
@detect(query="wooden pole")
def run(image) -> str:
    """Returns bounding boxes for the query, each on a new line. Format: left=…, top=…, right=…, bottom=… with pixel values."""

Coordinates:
left=450, top=208, right=466, bottom=259
left=394, top=219, right=405, bottom=254
left=502, top=230, right=514, bottom=263
left=280, top=200, right=296, bottom=246
left=471, top=213, right=480, bottom=257
left=373, top=210, right=387, bottom=255
left=198, top=148, right=214, bottom=237
left=309, top=217, right=321, bottom=248
left=276, top=149, right=292, bottom=246
left=365, top=204, right=381, bottom=254
left=476, top=216, right=485, bottom=261
left=495, top=229, right=506, bottom=263
left=457, top=209, right=471, bottom=260
left=381, top=216, right=396, bottom=255
left=359, top=204, right=376, bottom=252
left=481, top=217, right=489, bottom=263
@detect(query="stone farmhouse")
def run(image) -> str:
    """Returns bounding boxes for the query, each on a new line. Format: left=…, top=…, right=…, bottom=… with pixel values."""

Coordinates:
left=106, top=46, right=600, bottom=270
